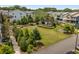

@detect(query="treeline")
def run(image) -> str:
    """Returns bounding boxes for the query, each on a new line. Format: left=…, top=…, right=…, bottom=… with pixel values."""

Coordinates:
left=36, top=8, right=79, bottom=12
left=0, top=5, right=79, bottom=12
left=0, top=5, right=33, bottom=11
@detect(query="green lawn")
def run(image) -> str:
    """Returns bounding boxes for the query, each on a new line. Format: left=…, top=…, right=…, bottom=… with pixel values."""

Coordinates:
left=23, top=26, right=71, bottom=47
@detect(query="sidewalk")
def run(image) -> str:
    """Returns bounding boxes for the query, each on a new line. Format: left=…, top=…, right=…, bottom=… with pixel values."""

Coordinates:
left=10, top=27, right=21, bottom=54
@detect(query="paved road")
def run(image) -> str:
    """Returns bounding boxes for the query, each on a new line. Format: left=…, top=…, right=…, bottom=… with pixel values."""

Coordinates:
left=34, top=34, right=79, bottom=54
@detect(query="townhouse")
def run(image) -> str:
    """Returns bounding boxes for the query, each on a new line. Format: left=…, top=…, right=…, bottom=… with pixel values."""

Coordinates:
left=0, top=10, right=34, bottom=22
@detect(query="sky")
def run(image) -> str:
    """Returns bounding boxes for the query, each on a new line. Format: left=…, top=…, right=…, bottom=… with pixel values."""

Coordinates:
left=1, top=5, right=79, bottom=9
left=23, top=5, right=79, bottom=9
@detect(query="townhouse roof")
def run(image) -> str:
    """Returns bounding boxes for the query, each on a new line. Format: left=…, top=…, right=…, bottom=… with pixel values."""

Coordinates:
left=70, top=12, right=79, bottom=16
left=0, top=10, right=34, bottom=13
left=72, top=13, right=79, bottom=17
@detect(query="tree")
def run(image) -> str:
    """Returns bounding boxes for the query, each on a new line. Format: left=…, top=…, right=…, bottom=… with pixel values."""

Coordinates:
left=1, top=7, right=9, bottom=10
left=17, top=20, right=21, bottom=25
left=63, top=8, right=72, bottom=12
left=21, top=7, right=27, bottom=11
left=13, top=23, right=17, bottom=32
left=44, top=14, right=55, bottom=27
left=13, top=23, right=20, bottom=40
left=16, top=28, right=30, bottom=52
left=23, top=28, right=29, bottom=39
left=20, top=16, right=28, bottom=25
left=28, top=15, right=33, bottom=23
left=1, top=15, right=10, bottom=42
left=43, top=7, right=57, bottom=12
left=19, top=37, right=27, bottom=52
left=12, top=20, right=16, bottom=24
left=17, top=29, right=23, bottom=43
left=14, top=16, right=28, bottom=25
left=0, top=6, right=33, bottom=11
left=34, top=10, right=47, bottom=24
left=34, top=10, right=47, bottom=17
left=35, top=16, right=41, bottom=24
left=30, top=28, right=41, bottom=46
left=36, top=7, right=57, bottom=12
left=13, top=5, right=21, bottom=10
left=70, top=25, right=75, bottom=33
left=64, top=24, right=70, bottom=33
left=32, top=28, right=41, bottom=41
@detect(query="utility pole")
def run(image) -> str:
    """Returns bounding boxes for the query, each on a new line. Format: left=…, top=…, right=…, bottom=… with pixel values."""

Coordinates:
left=75, top=33, right=78, bottom=52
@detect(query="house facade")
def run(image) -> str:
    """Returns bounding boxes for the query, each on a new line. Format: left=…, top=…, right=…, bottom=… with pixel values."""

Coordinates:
left=9, top=10, right=34, bottom=21
left=51, top=12, right=79, bottom=25
left=0, top=10, right=34, bottom=22
left=9, top=10, right=27, bottom=21
left=73, top=15, right=79, bottom=28
left=62, top=12, right=79, bottom=24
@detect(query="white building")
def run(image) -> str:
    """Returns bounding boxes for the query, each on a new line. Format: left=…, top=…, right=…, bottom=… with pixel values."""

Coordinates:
left=9, top=10, right=26, bottom=21
left=9, top=10, right=34, bottom=21
left=0, top=10, right=34, bottom=21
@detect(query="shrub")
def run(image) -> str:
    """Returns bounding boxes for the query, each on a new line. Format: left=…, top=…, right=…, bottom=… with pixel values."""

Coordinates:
left=0, top=44, right=14, bottom=54
left=27, top=44, right=33, bottom=54
left=3, top=41, right=13, bottom=47
left=19, top=37, right=27, bottom=52
left=13, top=26, right=42, bottom=53
left=53, top=23, right=56, bottom=28
left=28, top=15, right=33, bottom=23
left=70, top=25, right=75, bottom=33
left=32, top=28, right=41, bottom=41
left=16, top=28, right=30, bottom=52
left=20, top=16, right=28, bottom=25
left=64, top=24, right=75, bottom=34
left=30, top=28, right=41, bottom=47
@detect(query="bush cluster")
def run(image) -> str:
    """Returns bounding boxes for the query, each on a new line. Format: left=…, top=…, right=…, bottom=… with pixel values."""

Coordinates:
left=13, top=25, right=42, bottom=53
left=63, top=24, right=75, bottom=34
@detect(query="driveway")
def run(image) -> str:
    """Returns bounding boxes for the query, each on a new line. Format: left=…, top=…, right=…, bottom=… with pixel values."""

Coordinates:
left=34, top=34, right=79, bottom=54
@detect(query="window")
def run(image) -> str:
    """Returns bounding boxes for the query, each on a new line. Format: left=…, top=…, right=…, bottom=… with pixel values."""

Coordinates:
left=15, top=16, right=16, bottom=18
left=20, top=13, right=22, bottom=15
left=71, top=21, right=75, bottom=23
left=76, top=21, right=78, bottom=24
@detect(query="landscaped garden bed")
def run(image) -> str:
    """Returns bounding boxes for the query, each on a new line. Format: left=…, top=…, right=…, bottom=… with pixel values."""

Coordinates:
left=13, top=24, right=72, bottom=53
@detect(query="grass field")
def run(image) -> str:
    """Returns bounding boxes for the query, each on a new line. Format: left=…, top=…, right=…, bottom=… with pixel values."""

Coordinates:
left=23, top=26, right=71, bottom=47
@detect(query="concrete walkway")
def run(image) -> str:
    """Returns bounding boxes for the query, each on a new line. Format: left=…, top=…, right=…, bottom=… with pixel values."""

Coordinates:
left=10, top=36, right=21, bottom=54
left=34, top=34, right=79, bottom=54
left=10, top=27, right=21, bottom=54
